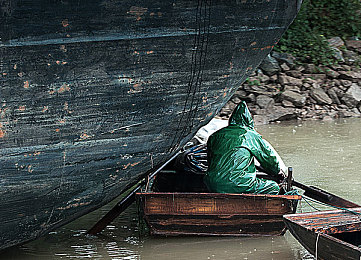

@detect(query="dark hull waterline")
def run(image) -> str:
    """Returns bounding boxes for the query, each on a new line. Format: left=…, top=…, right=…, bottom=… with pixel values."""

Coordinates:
left=0, top=0, right=301, bottom=250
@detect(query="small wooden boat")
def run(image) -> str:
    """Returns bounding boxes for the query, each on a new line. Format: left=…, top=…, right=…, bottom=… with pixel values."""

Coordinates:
left=137, top=171, right=301, bottom=236
left=284, top=208, right=361, bottom=260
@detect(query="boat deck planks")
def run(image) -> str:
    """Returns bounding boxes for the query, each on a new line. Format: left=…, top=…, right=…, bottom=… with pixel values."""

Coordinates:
left=285, top=208, right=361, bottom=234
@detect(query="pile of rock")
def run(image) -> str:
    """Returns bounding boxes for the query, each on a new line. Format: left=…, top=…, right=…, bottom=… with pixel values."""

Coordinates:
left=218, top=37, right=361, bottom=125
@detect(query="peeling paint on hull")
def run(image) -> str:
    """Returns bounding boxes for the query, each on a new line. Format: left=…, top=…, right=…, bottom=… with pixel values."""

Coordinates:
left=0, top=0, right=301, bottom=250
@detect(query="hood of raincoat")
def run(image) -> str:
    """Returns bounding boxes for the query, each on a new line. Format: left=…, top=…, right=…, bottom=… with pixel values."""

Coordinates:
left=228, top=101, right=254, bottom=129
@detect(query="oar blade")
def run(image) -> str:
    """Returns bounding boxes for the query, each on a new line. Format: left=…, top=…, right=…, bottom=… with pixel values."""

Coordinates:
left=303, top=185, right=360, bottom=208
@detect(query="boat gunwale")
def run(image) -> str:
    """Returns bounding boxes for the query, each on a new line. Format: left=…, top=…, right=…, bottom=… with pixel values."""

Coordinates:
left=142, top=212, right=293, bottom=217
left=321, top=232, right=361, bottom=252
left=137, top=192, right=301, bottom=200
left=284, top=207, right=361, bottom=219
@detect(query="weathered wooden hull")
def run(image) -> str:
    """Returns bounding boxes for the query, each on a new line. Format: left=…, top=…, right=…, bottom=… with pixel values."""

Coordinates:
left=0, top=0, right=301, bottom=250
left=138, top=192, right=301, bottom=236
left=284, top=208, right=361, bottom=260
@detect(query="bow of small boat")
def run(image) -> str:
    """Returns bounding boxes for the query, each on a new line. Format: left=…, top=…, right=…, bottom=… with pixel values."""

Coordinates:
left=284, top=208, right=361, bottom=260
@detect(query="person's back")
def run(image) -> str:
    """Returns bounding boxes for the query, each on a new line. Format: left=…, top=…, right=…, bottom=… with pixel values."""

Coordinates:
left=204, top=101, right=281, bottom=194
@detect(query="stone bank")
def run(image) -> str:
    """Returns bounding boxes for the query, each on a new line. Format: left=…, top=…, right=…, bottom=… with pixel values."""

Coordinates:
left=218, top=37, right=361, bottom=125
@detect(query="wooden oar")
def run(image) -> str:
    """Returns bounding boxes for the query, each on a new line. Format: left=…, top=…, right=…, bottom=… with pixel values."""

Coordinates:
left=256, top=169, right=360, bottom=209
left=295, top=181, right=360, bottom=208
left=87, top=151, right=181, bottom=235
left=87, top=185, right=142, bottom=235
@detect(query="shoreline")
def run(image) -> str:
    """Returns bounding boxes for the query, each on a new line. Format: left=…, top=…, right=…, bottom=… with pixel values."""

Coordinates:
left=218, top=37, right=361, bottom=125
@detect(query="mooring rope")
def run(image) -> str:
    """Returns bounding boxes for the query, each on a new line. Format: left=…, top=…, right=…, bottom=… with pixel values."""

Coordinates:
left=187, top=0, right=212, bottom=131
left=300, top=195, right=322, bottom=212
left=170, top=0, right=206, bottom=150
left=315, top=232, right=320, bottom=259
left=301, top=194, right=361, bottom=217
left=289, top=189, right=361, bottom=217
left=170, top=0, right=212, bottom=152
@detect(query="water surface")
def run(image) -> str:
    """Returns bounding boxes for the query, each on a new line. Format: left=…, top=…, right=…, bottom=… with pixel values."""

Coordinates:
left=2, top=118, right=361, bottom=260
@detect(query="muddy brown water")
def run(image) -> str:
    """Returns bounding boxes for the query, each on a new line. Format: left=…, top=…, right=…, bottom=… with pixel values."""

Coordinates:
left=1, top=118, right=361, bottom=260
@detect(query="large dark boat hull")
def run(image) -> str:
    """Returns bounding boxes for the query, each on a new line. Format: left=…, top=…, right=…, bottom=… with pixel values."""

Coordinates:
left=0, top=0, right=301, bottom=250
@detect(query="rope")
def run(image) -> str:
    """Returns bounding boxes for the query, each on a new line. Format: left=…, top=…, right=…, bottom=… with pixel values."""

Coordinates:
left=289, top=188, right=361, bottom=217
left=315, top=232, right=320, bottom=259
left=301, top=195, right=322, bottom=212
left=170, top=0, right=211, bottom=151
left=169, top=0, right=203, bottom=150
left=187, top=0, right=212, bottom=130
left=302, top=195, right=361, bottom=217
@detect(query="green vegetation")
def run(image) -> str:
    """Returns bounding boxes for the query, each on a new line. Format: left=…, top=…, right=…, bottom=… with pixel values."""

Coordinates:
left=245, top=78, right=261, bottom=86
left=274, top=0, right=361, bottom=65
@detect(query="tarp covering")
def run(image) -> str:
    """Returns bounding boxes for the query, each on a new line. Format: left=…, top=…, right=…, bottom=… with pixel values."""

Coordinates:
left=204, top=101, right=281, bottom=194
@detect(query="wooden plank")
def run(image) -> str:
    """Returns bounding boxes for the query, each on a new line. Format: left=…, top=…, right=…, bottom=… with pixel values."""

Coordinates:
left=284, top=208, right=361, bottom=233
left=146, top=214, right=287, bottom=236
left=140, top=193, right=299, bottom=215
left=138, top=192, right=300, bottom=236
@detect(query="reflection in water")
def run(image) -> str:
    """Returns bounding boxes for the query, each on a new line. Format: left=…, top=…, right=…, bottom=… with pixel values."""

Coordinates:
left=139, top=234, right=313, bottom=260
left=1, top=118, right=361, bottom=260
left=1, top=203, right=311, bottom=260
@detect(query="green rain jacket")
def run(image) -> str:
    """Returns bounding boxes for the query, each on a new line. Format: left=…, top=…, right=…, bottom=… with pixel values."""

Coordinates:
left=204, top=101, right=280, bottom=195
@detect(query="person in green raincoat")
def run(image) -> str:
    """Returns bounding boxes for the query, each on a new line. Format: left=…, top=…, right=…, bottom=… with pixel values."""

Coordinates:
left=204, top=101, right=282, bottom=195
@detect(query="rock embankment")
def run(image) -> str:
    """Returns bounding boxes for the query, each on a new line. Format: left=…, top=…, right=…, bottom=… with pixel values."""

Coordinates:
left=219, top=37, right=361, bottom=125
